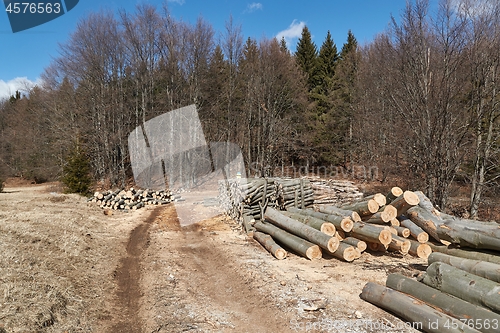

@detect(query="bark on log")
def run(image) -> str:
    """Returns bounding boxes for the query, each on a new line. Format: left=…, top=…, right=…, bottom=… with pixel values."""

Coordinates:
left=386, top=274, right=500, bottom=333
left=317, top=205, right=362, bottom=222
left=282, top=211, right=336, bottom=236
left=265, top=208, right=339, bottom=253
left=428, top=252, right=500, bottom=283
left=360, top=282, right=481, bottom=333
left=391, top=191, right=420, bottom=217
left=287, top=208, right=354, bottom=232
left=407, top=206, right=443, bottom=243
left=349, top=222, right=392, bottom=246
left=394, top=226, right=411, bottom=238
left=388, top=234, right=411, bottom=255
left=253, top=231, right=287, bottom=260
left=399, top=216, right=429, bottom=243
left=386, top=186, right=404, bottom=203
left=341, top=199, right=379, bottom=217
left=427, top=243, right=500, bottom=265
left=367, top=242, right=388, bottom=252
left=437, top=220, right=500, bottom=252
left=421, top=262, right=500, bottom=314
left=331, top=242, right=357, bottom=262
left=408, top=240, right=432, bottom=259
left=243, top=214, right=256, bottom=236
left=254, top=221, right=322, bottom=260
left=342, top=237, right=367, bottom=252
left=363, top=211, right=392, bottom=224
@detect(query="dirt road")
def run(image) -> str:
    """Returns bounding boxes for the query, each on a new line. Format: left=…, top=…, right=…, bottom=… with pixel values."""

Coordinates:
left=0, top=182, right=423, bottom=333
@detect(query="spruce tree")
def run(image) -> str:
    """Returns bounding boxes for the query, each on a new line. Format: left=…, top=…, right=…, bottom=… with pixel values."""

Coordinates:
left=62, top=141, right=92, bottom=195
left=295, top=26, right=318, bottom=91
left=316, top=31, right=338, bottom=95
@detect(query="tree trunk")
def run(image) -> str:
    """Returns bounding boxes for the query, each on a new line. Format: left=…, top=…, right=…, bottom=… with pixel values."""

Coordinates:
left=348, top=222, right=392, bottom=246
left=331, top=242, right=357, bottom=262
left=364, top=193, right=387, bottom=207
left=281, top=211, right=336, bottom=236
left=317, top=205, right=361, bottom=222
left=386, top=274, right=500, bottom=333
left=386, top=186, right=403, bottom=203
left=388, top=234, right=411, bottom=255
left=421, top=262, right=500, bottom=314
left=243, top=214, right=256, bottom=236
left=408, top=239, right=432, bottom=259
left=399, top=215, right=430, bottom=243
left=287, top=207, right=354, bottom=232
left=360, top=282, right=481, bottom=333
left=428, top=252, right=500, bottom=283
left=406, top=206, right=444, bottom=243
left=264, top=208, right=339, bottom=253
left=394, top=226, right=411, bottom=238
left=342, top=236, right=367, bottom=251
left=254, top=221, right=322, bottom=260
left=427, top=243, right=500, bottom=265
left=341, top=199, right=379, bottom=217
left=253, top=231, right=287, bottom=260
left=391, top=191, right=420, bottom=216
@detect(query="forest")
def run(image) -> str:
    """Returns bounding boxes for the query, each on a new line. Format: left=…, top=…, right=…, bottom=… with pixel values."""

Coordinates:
left=0, top=0, right=499, bottom=218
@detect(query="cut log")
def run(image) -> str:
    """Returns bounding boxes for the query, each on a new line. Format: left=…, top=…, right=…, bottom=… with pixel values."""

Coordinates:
left=341, top=199, right=379, bottom=217
left=281, top=211, right=336, bottom=236
left=386, top=186, right=404, bottom=203
left=364, top=193, right=387, bottom=207
left=390, top=191, right=420, bottom=217
left=394, top=226, right=411, bottom=238
left=342, top=237, right=367, bottom=252
left=362, top=211, right=392, bottom=224
left=389, top=218, right=400, bottom=227
left=421, top=262, right=500, bottom=313
left=265, top=208, right=339, bottom=253
left=287, top=208, right=354, bottom=232
left=367, top=242, right=388, bottom=252
left=331, top=242, right=357, bottom=262
left=242, top=214, right=256, bottom=236
left=386, top=274, right=500, bottom=333
left=254, top=221, right=322, bottom=260
left=360, top=282, right=481, bottom=333
left=406, top=206, right=443, bottom=243
left=317, top=206, right=361, bottom=222
left=408, top=239, right=432, bottom=259
left=427, top=243, right=500, bottom=265
left=253, top=231, right=287, bottom=260
left=399, top=215, right=429, bottom=243
left=428, top=252, right=500, bottom=283
left=388, top=234, right=411, bottom=255
left=349, top=222, right=392, bottom=247
left=437, top=220, right=500, bottom=251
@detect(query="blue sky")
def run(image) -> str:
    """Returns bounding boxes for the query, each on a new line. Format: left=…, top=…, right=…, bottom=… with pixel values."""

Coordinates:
left=0, top=0, right=412, bottom=100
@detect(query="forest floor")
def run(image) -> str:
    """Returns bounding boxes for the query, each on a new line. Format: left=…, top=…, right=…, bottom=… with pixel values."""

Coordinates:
left=1, top=179, right=431, bottom=333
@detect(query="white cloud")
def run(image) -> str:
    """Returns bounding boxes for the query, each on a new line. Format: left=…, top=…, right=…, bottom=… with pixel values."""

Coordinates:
left=0, top=77, right=40, bottom=102
left=276, top=20, right=306, bottom=49
left=451, top=0, right=496, bottom=18
left=246, top=2, right=263, bottom=13
left=167, top=0, right=185, bottom=5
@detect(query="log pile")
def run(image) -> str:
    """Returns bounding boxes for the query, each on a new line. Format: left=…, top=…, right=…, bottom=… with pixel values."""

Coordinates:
left=218, top=178, right=314, bottom=222
left=306, top=177, right=363, bottom=205
left=88, top=188, right=175, bottom=211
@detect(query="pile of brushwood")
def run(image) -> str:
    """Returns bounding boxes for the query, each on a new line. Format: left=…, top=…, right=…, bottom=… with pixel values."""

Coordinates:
left=218, top=178, right=315, bottom=222
left=88, top=188, right=179, bottom=211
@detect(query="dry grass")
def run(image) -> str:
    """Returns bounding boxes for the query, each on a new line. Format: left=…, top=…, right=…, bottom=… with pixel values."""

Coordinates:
left=0, top=186, right=130, bottom=332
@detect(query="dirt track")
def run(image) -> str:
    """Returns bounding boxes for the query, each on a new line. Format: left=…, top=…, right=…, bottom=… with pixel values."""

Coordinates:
left=0, top=182, right=424, bottom=333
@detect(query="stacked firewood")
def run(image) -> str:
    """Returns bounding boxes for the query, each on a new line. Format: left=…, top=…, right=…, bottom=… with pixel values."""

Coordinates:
left=247, top=186, right=434, bottom=262
left=306, top=177, right=364, bottom=205
left=218, top=178, right=314, bottom=222
left=88, top=188, right=176, bottom=211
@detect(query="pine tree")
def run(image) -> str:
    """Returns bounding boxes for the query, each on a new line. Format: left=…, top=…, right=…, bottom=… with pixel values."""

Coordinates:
left=62, top=141, right=92, bottom=195
left=279, top=36, right=288, bottom=53
left=295, top=26, right=318, bottom=91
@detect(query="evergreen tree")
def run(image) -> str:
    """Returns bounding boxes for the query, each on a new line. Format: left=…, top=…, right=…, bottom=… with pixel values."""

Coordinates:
left=279, top=36, right=288, bottom=53
left=316, top=31, right=338, bottom=95
left=62, top=141, right=92, bottom=195
left=295, top=26, right=318, bottom=91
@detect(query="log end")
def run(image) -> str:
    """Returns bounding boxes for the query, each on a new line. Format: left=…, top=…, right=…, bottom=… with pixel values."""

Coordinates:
left=274, top=248, right=287, bottom=260
left=379, top=229, right=393, bottom=246
left=320, top=223, right=336, bottom=236
left=327, top=237, right=340, bottom=254
left=341, top=217, right=354, bottom=232
left=417, top=232, right=429, bottom=243
left=383, top=205, right=398, bottom=221
left=368, top=199, right=380, bottom=214
left=374, top=193, right=387, bottom=207
left=306, top=245, right=323, bottom=260
left=391, top=186, right=404, bottom=198
left=416, top=243, right=432, bottom=259
left=404, top=191, right=420, bottom=206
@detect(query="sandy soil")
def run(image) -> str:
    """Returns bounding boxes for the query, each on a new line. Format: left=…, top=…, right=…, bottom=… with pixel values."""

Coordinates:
left=0, top=182, right=426, bottom=333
